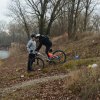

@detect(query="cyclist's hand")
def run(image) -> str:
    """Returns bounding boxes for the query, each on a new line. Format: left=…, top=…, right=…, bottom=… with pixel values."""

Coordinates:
left=30, top=50, right=33, bottom=53
left=35, top=51, right=40, bottom=55
left=35, top=51, right=38, bottom=55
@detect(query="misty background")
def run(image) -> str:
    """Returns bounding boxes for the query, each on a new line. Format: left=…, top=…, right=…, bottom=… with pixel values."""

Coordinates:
left=0, top=0, right=100, bottom=48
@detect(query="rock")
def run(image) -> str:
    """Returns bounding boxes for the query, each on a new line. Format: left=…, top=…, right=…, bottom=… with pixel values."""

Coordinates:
left=88, top=64, right=98, bottom=68
left=92, top=64, right=98, bottom=68
left=20, top=75, right=24, bottom=78
left=87, top=65, right=92, bottom=68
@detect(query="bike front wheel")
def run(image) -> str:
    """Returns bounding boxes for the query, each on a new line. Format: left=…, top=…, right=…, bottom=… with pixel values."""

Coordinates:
left=32, top=57, right=44, bottom=70
left=52, top=50, right=66, bottom=64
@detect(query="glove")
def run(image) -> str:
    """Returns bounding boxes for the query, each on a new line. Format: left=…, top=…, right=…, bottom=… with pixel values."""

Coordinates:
left=35, top=49, right=39, bottom=52
left=35, top=49, right=38, bottom=54
left=30, top=50, right=33, bottom=53
left=35, top=51, right=40, bottom=56
left=35, top=51, right=38, bottom=55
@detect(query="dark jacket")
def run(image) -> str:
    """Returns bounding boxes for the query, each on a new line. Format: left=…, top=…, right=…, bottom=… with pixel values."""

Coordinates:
left=36, top=35, right=52, bottom=51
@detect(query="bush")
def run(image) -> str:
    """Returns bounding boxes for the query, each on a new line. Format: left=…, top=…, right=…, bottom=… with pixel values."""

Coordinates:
left=63, top=59, right=97, bottom=69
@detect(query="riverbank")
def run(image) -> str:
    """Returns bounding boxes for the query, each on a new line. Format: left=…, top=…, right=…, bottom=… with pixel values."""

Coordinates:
left=0, top=50, right=10, bottom=59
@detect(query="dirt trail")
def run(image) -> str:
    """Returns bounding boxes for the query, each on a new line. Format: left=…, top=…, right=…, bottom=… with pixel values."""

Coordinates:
left=0, top=74, right=70, bottom=97
left=0, top=33, right=71, bottom=98
left=52, top=32, right=68, bottom=42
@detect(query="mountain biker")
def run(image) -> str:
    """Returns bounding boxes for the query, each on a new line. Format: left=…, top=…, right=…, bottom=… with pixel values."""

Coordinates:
left=35, top=34, right=52, bottom=59
left=27, top=34, right=36, bottom=72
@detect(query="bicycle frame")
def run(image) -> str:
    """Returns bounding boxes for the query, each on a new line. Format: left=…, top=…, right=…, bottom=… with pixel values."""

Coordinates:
left=32, top=50, right=66, bottom=69
left=36, top=52, right=48, bottom=60
left=35, top=49, right=66, bottom=65
left=37, top=52, right=60, bottom=61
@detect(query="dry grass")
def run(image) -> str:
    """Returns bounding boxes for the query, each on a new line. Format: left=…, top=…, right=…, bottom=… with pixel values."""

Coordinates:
left=1, top=67, right=100, bottom=100
left=76, top=32, right=100, bottom=40
left=1, top=33, right=100, bottom=88
left=0, top=48, right=68, bottom=88
left=63, top=58, right=100, bottom=69
left=1, top=33, right=100, bottom=99
left=70, top=67, right=100, bottom=100
left=0, top=70, right=80, bottom=100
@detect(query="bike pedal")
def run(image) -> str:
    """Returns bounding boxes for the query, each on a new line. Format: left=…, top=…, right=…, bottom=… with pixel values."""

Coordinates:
left=46, top=59, right=51, bottom=62
left=38, top=69, right=41, bottom=71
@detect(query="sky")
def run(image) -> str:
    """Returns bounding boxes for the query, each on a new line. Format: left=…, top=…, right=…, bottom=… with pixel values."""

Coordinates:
left=0, top=0, right=100, bottom=24
left=0, top=0, right=11, bottom=23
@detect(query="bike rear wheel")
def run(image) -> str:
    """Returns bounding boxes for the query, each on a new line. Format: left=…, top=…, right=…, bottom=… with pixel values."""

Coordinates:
left=52, top=50, right=66, bottom=64
left=32, top=57, right=44, bottom=70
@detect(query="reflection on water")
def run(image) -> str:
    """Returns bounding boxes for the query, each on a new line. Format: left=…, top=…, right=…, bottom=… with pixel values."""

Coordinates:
left=0, top=51, right=9, bottom=59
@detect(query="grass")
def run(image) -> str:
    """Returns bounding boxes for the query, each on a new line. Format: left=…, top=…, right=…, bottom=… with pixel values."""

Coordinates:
left=1, top=67, right=100, bottom=100
left=63, top=57, right=100, bottom=70
left=1, top=34, right=100, bottom=99
left=69, top=67, right=100, bottom=100
left=0, top=71, right=80, bottom=100
left=0, top=47, right=100, bottom=88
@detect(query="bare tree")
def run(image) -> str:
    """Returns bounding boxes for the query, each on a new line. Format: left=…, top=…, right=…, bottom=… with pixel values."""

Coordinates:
left=0, top=21, right=7, bottom=32
left=67, top=0, right=75, bottom=39
left=26, top=0, right=67, bottom=35
left=92, top=14, right=100, bottom=32
left=82, top=0, right=97, bottom=31
left=9, top=0, right=30, bottom=40
left=46, top=0, right=67, bottom=35
left=66, top=0, right=98, bottom=39
left=7, top=0, right=99, bottom=41
left=73, top=0, right=81, bottom=35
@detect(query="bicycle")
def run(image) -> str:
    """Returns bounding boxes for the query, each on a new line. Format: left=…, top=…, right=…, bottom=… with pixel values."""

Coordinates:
left=32, top=50, right=66, bottom=70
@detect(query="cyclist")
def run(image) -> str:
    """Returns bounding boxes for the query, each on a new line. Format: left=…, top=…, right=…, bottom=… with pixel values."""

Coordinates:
left=27, top=34, right=36, bottom=72
left=35, top=34, right=52, bottom=59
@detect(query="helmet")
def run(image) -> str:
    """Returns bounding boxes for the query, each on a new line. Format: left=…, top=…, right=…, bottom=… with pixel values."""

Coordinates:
left=35, top=34, right=40, bottom=37
left=31, top=34, right=35, bottom=38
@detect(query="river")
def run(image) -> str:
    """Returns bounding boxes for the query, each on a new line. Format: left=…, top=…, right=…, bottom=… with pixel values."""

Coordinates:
left=0, top=50, right=10, bottom=59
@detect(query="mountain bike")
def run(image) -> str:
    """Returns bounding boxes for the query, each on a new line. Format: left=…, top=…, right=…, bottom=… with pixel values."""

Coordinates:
left=32, top=50, right=66, bottom=70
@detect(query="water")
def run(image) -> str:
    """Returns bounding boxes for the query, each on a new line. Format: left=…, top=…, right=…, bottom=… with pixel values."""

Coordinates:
left=0, top=50, right=9, bottom=59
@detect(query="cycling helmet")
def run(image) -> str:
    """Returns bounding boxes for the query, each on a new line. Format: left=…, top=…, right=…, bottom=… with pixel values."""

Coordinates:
left=35, top=34, right=40, bottom=37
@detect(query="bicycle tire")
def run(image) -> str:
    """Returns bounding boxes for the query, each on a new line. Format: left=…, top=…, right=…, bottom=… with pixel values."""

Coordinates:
left=52, top=50, right=66, bottom=64
left=32, top=57, right=45, bottom=70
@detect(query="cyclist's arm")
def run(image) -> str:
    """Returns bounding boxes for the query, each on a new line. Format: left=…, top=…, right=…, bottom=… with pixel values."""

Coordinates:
left=36, top=42, right=42, bottom=51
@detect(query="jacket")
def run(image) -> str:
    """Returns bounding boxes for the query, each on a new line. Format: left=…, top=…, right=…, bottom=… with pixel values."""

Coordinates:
left=36, top=35, right=52, bottom=51
left=27, top=39, right=36, bottom=54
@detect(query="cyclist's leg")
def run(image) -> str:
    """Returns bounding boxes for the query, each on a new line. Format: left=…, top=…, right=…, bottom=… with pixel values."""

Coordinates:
left=30, top=54, right=35, bottom=66
left=28, top=54, right=32, bottom=71
left=27, top=54, right=35, bottom=71
left=45, top=46, right=50, bottom=58
left=45, top=45, right=52, bottom=58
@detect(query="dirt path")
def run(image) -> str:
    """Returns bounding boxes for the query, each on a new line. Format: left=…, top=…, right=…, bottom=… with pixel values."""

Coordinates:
left=52, top=33, right=68, bottom=42
left=0, top=74, right=70, bottom=97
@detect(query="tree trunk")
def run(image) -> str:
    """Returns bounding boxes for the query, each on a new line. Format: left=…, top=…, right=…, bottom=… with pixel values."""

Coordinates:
left=46, top=0, right=62, bottom=35
left=23, top=19, right=30, bottom=40
left=68, top=0, right=75, bottom=39
left=73, top=0, right=81, bottom=34
left=83, top=0, right=90, bottom=32
left=39, top=15, right=44, bottom=35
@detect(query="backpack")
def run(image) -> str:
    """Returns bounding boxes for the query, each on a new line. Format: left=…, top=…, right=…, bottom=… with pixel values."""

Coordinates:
left=41, top=35, right=49, bottom=40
